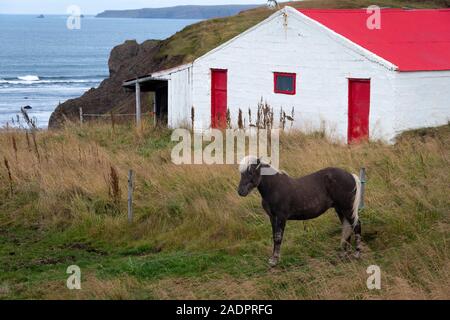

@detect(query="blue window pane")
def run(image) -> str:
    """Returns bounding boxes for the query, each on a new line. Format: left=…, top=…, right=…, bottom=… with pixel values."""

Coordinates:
left=275, top=74, right=295, bottom=93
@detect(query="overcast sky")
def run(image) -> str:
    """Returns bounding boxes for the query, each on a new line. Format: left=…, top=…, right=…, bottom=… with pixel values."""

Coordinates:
left=0, top=0, right=267, bottom=14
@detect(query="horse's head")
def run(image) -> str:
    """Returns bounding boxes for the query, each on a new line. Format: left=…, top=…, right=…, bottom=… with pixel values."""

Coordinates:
left=238, top=156, right=263, bottom=197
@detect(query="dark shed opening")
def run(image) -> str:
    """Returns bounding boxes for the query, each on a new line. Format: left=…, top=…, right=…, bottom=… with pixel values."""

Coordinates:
left=123, top=76, right=168, bottom=125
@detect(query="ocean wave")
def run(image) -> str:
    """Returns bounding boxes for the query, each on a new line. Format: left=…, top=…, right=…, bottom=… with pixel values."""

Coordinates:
left=0, top=76, right=105, bottom=86
left=17, top=75, right=40, bottom=81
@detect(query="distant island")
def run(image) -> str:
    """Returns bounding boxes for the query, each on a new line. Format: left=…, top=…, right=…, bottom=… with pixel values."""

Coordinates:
left=96, top=4, right=261, bottom=19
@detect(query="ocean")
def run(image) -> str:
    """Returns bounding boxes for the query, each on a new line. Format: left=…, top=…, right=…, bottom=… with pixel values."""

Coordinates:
left=0, top=14, right=198, bottom=128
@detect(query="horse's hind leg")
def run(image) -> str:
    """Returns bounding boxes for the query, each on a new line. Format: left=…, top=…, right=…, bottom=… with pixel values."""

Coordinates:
left=353, top=219, right=362, bottom=259
left=345, top=214, right=363, bottom=259
left=336, top=210, right=352, bottom=255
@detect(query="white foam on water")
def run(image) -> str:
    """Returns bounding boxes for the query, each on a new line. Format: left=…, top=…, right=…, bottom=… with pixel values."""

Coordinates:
left=0, top=78, right=102, bottom=85
left=17, top=75, right=40, bottom=81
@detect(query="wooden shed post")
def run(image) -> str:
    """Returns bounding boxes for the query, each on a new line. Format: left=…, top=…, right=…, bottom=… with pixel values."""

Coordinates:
left=153, top=95, right=157, bottom=127
left=135, top=81, right=141, bottom=127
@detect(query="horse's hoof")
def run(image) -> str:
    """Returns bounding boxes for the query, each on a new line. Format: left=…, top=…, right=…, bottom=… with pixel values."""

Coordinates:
left=268, top=257, right=278, bottom=267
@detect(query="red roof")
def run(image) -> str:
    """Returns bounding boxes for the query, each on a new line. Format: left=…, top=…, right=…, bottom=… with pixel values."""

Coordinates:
left=297, top=8, right=450, bottom=72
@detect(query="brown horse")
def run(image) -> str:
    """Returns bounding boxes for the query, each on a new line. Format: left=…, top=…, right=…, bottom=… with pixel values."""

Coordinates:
left=238, top=156, right=362, bottom=266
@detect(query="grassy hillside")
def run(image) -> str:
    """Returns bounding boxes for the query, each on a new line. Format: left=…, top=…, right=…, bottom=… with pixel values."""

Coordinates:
left=155, top=0, right=450, bottom=70
left=0, top=121, right=448, bottom=299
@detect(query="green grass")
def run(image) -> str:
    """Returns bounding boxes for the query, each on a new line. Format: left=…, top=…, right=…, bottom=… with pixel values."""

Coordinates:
left=0, top=120, right=449, bottom=299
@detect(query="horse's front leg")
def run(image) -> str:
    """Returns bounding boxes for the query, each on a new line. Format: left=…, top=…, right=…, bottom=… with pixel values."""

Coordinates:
left=269, top=216, right=286, bottom=267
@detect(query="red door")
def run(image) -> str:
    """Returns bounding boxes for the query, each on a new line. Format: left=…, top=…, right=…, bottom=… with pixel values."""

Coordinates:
left=348, top=79, right=371, bottom=143
left=211, top=69, right=228, bottom=129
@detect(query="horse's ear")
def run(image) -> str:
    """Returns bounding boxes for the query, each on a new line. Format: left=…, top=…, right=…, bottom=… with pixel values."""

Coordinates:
left=256, top=158, right=262, bottom=170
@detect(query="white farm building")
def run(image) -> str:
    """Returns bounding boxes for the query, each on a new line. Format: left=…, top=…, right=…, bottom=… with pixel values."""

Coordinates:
left=123, top=7, right=450, bottom=143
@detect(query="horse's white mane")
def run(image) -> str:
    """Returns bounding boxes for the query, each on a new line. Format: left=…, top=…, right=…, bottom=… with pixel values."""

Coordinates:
left=239, top=155, right=286, bottom=175
left=239, top=155, right=260, bottom=173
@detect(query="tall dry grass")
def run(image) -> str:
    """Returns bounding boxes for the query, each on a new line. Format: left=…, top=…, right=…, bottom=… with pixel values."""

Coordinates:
left=0, top=120, right=448, bottom=299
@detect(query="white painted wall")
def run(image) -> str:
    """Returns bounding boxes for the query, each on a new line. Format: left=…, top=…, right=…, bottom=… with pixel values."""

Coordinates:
left=160, top=7, right=449, bottom=143
left=393, top=71, right=450, bottom=136
left=168, top=67, right=194, bottom=128
left=154, top=65, right=194, bottom=128
left=190, top=8, right=396, bottom=142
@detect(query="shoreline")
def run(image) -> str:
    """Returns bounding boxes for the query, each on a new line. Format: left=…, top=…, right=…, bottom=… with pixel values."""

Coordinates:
left=0, top=16, right=197, bottom=129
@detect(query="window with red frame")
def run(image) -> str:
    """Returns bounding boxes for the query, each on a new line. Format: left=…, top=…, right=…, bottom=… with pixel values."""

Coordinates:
left=274, top=72, right=296, bottom=95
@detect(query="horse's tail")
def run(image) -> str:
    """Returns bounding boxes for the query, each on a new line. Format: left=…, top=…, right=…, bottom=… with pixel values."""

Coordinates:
left=351, top=174, right=362, bottom=228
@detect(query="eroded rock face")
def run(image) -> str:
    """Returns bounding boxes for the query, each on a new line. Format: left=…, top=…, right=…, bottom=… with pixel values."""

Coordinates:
left=109, top=40, right=140, bottom=77
left=48, top=39, right=160, bottom=128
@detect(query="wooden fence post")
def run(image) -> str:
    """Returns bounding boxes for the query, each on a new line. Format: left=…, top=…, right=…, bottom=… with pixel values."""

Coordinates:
left=79, top=107, right=83, bottom=125
left=359, top=167, right=366, bottom=209
left=110, top=111, right=116, bottom=133
left=128, top=169, right=134, bottom=223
